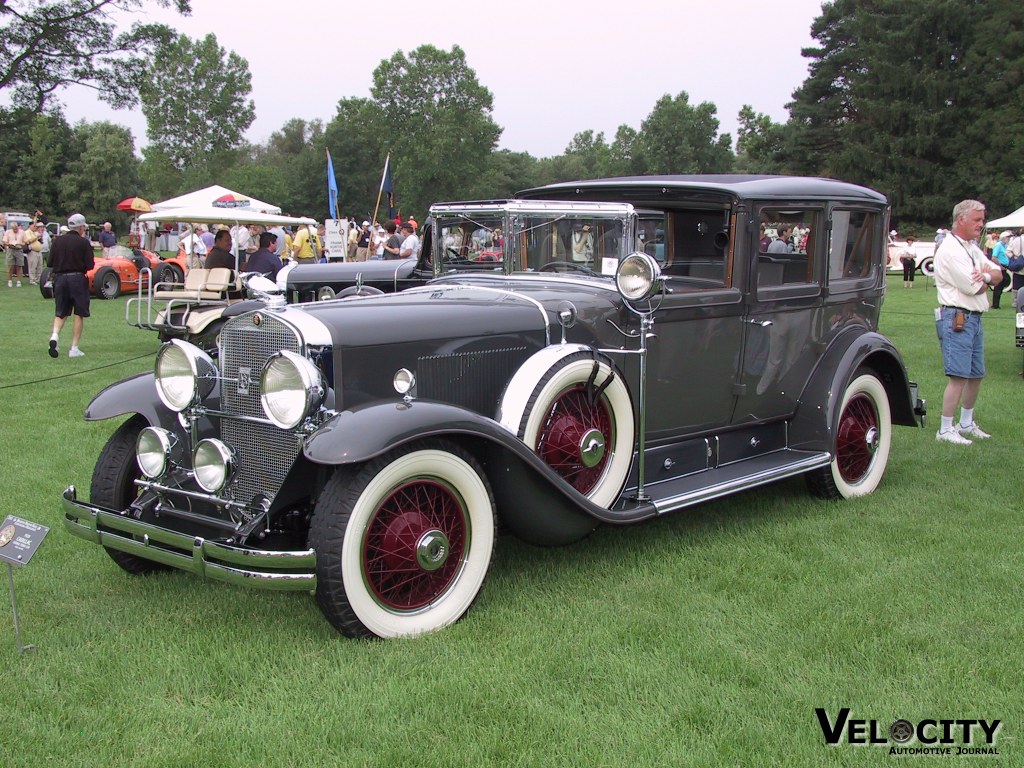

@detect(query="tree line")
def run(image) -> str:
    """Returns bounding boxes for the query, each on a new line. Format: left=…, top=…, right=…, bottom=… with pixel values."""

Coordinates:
left=1, top=0, right=1021, bottom=233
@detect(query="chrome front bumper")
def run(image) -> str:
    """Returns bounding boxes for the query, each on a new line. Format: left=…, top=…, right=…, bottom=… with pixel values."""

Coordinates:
left=62, top=486, right=316, bottom=591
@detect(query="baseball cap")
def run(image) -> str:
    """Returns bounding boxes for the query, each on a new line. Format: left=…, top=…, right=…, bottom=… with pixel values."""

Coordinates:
left=361, top=220, right=370, bottom=226
left=67, top=213, right=86, bottom=228
left=400, top=221, right=414, bottom=231
left=1001, top=230, right=1014, bottom=238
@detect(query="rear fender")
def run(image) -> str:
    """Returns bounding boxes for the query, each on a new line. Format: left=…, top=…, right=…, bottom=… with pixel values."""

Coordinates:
left=790, top=330, right=918, bottom=450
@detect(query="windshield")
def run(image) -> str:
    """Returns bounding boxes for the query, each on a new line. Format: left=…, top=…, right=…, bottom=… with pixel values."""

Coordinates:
left=431, top=202, right=633, bottom=278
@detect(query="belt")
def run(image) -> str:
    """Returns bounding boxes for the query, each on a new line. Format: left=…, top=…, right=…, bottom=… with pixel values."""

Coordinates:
left=942, top=306, right=982, bottom=315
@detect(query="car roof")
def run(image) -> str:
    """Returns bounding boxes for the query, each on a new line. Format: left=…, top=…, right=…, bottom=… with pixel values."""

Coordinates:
left=429, top=200, right=636, bottom=218
left=518, top=175, right=887, bottom=205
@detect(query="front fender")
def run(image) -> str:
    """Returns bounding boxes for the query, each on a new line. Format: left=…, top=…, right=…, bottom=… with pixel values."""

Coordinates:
left=85, top=372, right=177, bottom=430
left=84, top=372, right=223, bottom=435
left=302, top=400, right=656, bottom=539
left=304, top=400, right=534, bottom=466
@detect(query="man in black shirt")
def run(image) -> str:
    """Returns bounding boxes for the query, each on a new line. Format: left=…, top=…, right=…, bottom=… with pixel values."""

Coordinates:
left=48, top=213, right=95, bottom=358
left=204, top=228, right=235, bottom=270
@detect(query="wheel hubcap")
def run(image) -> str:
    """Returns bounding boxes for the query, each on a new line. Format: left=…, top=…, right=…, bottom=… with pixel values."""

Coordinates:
left=415, top=529, right=450, bottom=571
left=579, top=428, right=606, bottom=468
left=864, top=426, right=879, bottom=454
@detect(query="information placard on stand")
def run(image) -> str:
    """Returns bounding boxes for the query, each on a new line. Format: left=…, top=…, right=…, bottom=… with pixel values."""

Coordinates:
left=1, top=515, right=49, bottom=653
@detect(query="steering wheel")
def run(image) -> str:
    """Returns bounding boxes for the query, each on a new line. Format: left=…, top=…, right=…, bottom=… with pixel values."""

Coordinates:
left=444, top=247, right=463, bottom=263
left=539, top=261, right=595, bottom=275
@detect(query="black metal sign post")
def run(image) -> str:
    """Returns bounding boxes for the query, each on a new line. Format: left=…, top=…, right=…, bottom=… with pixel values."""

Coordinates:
left=0, top=515, right=49, bottom=653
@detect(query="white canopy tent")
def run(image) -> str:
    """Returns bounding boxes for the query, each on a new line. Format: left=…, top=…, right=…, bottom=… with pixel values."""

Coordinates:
left=150, top=185, right=283, bottom=215
left=987, top=205, right=1024, bottom=230
left=138, top=207, right=313, bottom=227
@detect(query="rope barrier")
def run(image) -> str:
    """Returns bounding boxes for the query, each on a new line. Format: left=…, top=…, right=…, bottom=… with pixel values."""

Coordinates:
left=0, top=351, right=154, bottom=390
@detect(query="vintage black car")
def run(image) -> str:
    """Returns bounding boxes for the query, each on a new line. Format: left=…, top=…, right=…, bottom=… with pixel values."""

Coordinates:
left=63, top=176, right=925, bottom=639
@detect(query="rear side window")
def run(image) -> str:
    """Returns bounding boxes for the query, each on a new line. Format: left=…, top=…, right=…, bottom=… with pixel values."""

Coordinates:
left=829, top=210, right=879, bottom=284
left=756, top=208, right=821, bottom=291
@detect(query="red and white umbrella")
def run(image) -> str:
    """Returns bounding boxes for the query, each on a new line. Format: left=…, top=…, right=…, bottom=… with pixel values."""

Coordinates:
left=116, top=197, right=152, bottom=213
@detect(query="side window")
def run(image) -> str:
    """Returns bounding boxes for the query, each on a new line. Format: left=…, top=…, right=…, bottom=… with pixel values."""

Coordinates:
left=646, top=209, right=730, bottom=288
left=829, top=210, right=878, bottom=283
left=757, top=208, right=821, bottom=290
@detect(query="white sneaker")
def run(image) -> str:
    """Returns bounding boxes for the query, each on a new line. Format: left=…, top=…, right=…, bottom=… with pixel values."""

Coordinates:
left=15, top=280, right=21, bottom=287
left=936, top=428, right=972, bottom=445
left=68, top=347, right=84, bottom=358
left=958, top=422, right=991, bottom=440
left=6, top=280, right=11, bottom=288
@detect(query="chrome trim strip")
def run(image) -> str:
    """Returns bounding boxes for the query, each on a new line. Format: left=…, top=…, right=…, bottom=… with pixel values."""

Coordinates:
left=651, top=452, right=833, bottom=514
left=62, top=486, right=316, bottom=591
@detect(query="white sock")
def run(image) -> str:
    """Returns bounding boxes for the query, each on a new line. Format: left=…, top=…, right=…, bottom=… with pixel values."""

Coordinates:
left=959, top=408, right=974, bottom=427
left=50, top=332, right=58, bottom=341
left=940, top=416, right=954, bottom=432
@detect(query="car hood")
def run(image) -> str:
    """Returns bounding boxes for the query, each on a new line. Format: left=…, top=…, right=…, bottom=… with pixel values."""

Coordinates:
left=291, top=283, right=552, bottom=349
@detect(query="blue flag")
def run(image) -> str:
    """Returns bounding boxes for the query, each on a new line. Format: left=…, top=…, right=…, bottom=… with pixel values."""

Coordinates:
left=381, top=156, right=397, bottom=220
left=327, top=149, right=339, bottom=220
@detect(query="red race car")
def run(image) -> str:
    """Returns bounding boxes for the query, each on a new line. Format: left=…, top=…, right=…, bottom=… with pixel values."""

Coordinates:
left=41, top=245, right=188, bottom=300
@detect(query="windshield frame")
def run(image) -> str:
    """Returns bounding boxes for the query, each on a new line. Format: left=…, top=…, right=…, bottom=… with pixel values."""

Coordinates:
left=429, top=200, right=637, bottom=279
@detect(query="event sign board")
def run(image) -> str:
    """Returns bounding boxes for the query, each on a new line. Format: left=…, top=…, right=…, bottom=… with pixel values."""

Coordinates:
left=325, top=218, right=349, bottom=261
left=0, top=515, right=48, bottom=567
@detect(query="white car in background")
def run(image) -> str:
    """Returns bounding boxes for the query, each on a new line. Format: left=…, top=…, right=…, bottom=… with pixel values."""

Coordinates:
left=887, top=238, right=937, bottom=276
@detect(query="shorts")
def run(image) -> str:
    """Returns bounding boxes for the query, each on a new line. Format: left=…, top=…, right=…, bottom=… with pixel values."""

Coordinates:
left=54, top=272, right=91, bottom=319
left=937, top=306, right=984, bottom=378
left=5, top=247, right=19, bottom=266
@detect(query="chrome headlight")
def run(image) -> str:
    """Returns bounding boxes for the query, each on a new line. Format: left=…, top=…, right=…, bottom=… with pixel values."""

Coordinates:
left=136, top=426, right=180, bottom=479
left=260, top=350, right=325, bottom=429
left=193, top=438, right=234, bottom=492
left=154, top=340, right=216, bottom=412
left=616, top=252, right=662, bottom=302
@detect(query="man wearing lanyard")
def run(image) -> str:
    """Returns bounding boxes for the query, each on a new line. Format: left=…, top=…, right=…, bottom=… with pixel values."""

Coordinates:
left=933, top=199, right=1002, bottom=445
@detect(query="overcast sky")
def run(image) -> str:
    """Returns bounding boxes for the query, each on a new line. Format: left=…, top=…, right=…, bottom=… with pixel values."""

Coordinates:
left=56, top=0, right=826, bottom=159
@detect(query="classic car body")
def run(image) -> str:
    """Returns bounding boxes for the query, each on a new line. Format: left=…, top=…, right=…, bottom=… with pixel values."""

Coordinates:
left=41, top=245, right=186, bottom=300
left=63, top=176, right=925, bottom=638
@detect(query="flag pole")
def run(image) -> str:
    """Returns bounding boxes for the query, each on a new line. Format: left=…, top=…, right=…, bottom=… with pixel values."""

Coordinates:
left=370, top=153, right=390, bottom=227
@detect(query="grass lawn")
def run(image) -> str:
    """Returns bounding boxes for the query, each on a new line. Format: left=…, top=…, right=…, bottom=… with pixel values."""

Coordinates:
left=0, top=274, right=1020, bottom=767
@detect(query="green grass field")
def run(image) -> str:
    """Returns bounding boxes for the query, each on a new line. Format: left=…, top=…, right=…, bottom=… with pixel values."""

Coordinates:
left=0, top=275, right=1019, bottom=767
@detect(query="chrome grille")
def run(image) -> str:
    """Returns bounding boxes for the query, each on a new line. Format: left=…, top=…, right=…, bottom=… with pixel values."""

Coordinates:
left=219, top=312, right=305, bottom=506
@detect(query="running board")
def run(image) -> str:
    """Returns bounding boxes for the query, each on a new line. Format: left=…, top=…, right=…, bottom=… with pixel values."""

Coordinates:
left=622, top=449, right=832, bottom=515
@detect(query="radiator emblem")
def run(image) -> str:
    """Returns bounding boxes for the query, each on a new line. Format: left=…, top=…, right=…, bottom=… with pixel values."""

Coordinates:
left=252, top=313, right=263, bottom=327
left=238, top=367, right=252, bottom=395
